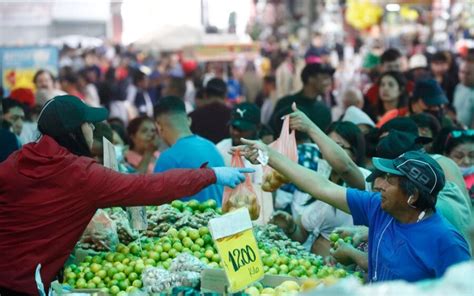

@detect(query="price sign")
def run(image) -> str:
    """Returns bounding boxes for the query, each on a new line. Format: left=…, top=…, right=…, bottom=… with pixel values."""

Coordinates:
left=208, top=208, right=264, bottom=292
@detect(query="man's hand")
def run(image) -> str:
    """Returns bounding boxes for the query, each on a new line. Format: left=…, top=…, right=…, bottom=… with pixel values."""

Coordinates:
left=333, top=226, right=368, bottom=246
left=289, top=103, right=316, bottom=134
left=233, top=138, right=270, bottom=165
left=330, top=239, right=355, bottom=266
left=269, top=211, right=295, bottom=234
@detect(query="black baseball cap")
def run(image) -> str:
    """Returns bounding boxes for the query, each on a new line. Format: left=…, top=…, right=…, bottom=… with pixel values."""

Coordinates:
left=376, top=130, right=432, bottom=159
left=367, top=150, right=445, bottom=196
left=230, top=103, right=260, bottom=131
left=205, top=78, right=227, bottom=97
left=379, top=117, right=419, bottom=136
left=38, top=95, right=108, bottom=137
left=412, top=79, right=448, bottom=106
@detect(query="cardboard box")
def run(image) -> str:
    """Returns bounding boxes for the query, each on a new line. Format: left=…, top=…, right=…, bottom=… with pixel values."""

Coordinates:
left=63, top=289, right=107, bottom=296
left=201, top=269, right=303, bottom=294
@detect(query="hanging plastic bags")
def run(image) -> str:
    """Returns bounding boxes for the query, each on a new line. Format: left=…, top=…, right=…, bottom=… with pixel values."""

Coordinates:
left=262, top=116, right=298, bottom=192
left=222, top=149, right=261, bottom=220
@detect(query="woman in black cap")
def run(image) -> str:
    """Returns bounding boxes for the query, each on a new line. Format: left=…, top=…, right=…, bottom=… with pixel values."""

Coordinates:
left=0, top=95, right=253, bottom=295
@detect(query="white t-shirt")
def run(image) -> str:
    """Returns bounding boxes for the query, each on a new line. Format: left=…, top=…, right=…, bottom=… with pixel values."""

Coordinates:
left=300, top=166, right=372, bottom=241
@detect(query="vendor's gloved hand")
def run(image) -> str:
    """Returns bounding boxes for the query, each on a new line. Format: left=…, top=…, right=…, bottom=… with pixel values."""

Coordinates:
left=212, top=167, right=255, bottom=188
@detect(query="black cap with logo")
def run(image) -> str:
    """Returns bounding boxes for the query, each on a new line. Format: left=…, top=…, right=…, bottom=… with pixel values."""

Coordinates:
left=367, top=150, right=445, bottom=196
left=230, top=103, right=260, bottom=131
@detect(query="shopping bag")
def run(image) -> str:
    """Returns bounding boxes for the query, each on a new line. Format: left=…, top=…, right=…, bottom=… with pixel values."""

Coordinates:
left=262, top=116, right=298, bottom=192
left=79, top=209, right=119, bottom=251
left=222, top=149, right=261, bottom=220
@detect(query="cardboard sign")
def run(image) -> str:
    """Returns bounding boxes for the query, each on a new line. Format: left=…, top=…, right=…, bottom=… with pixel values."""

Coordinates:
left=208, top=208, right=264, bottom=292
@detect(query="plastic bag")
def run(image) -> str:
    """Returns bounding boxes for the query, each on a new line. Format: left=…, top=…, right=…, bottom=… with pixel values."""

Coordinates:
left=78, top=209, right=119, bottom=251
left=222, top=149, right=261, bottom=220
left=109, top=208, right=139, bottom=245
left=262, top=116, right=298, bottom=192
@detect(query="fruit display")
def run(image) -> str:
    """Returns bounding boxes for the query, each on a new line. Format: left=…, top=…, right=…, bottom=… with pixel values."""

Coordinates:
left=262, top=171, right=289, bottom=192
left=65, top=200, right=355, bottom=295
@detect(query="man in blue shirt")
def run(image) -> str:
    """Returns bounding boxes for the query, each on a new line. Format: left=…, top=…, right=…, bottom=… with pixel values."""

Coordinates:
left=241, top=135, right=471, bottom=282
left=153, top=96, right=225, bottom=205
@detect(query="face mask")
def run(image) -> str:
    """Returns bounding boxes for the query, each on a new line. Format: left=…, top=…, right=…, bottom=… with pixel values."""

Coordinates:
left=459, top=166, right=474, bottom=176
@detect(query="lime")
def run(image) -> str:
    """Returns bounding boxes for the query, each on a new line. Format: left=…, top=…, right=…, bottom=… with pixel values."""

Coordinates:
left=329, top=232, right=339, bottom=243
left=182, top=237, right=193, bottom=248
left=75, top=278, right=87, bottom=288
left=204, top=249, right=214, bottom=259
left=132, top=279, right=143, bottom=288
left=168, top=248, right=178, bottom=258
left=107, top=267, right=118, bottom=278
left=92, top=276, right=102, bottom=285
left=148, top=251, right=160, bottom=261
left=187, top=199, right=200, bottom=211
left=191, top=244, right=201, bottom=252
left=202, top=234, right=213, bottom=245
left=145, top=258, right=156, bottom=266
left=206, top=199, right=218, bottom=209
left=172, top=242, right=183, bottom=252
left=188, top=229, right=200, bottom=241
left=211, top=254, right=220, bottom=263
left=195, top=238, right=205, bottom=247
left=160, top=252, right=170, bottom=261
left=86, top=282, right=96, bottom=289
left=129, top=244, right=141, bottom=256
left=128, top=272, right=138, bottom=281
left=109, top=285, right=120, bottom=295
left=199, top=226, right=210, bottom=236
left=171, top=200, right=185, bottom=211
left=153, top=244, right=164, bottom=253
left=84, top=271, right=94, bottom=281
left=162, top=242, right=172, bottom=252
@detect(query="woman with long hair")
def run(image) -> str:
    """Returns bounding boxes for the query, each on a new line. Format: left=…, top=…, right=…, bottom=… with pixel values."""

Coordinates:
left=125, top=116, right=160, bottom=174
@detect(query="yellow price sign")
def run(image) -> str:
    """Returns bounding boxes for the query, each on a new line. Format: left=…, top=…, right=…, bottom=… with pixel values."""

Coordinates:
left=209, top=208, right=264, bottom=292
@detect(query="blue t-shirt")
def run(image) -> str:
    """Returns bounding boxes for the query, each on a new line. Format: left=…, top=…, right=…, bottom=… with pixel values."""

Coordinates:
left=347, top=188, right=471, bottom=283
left=154, top=135, right=225, bottom=205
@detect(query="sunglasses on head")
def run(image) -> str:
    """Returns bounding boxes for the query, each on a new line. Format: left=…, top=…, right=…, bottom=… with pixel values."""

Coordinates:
left=450, top=130, right=474, bottom=138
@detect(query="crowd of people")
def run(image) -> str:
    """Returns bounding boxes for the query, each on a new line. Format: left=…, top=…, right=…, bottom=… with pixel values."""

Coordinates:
left=0, top=36, right=474, bottom=292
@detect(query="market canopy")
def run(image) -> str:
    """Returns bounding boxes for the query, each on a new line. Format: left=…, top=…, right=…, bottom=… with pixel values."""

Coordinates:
left=134, top=25, right=252, bottom=52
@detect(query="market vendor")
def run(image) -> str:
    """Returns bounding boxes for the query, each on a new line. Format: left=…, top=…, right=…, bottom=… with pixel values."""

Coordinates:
left=0, top=95, right=253, bottom=295
left=239, top=116, right=470, bottom=283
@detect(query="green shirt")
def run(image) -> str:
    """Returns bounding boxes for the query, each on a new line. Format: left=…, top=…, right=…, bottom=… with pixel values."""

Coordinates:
left=436, top=181, right=473, bottom=253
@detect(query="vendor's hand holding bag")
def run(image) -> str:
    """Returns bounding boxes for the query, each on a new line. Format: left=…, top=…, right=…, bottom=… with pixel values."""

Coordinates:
left=262, top=116, right=298, bottom=192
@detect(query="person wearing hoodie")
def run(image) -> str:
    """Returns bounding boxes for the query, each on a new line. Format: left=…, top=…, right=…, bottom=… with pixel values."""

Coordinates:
left=0, top=95, right=253, bottom=295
